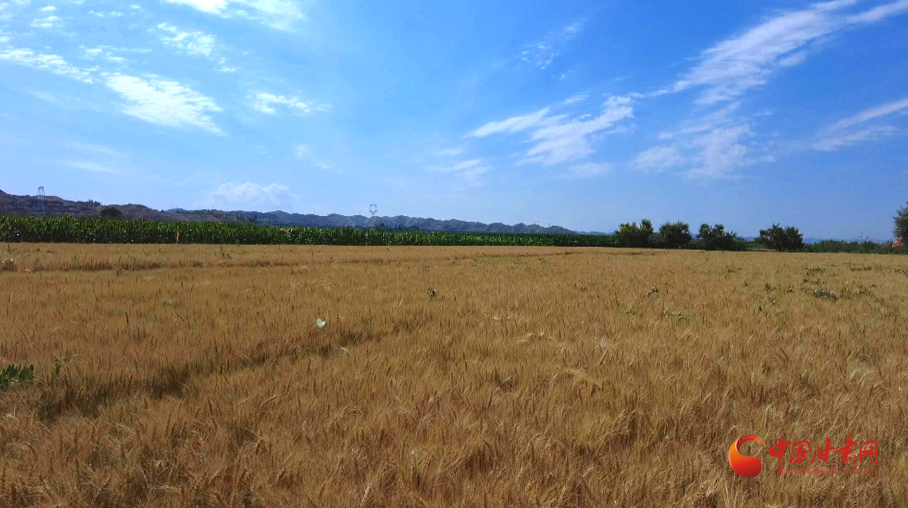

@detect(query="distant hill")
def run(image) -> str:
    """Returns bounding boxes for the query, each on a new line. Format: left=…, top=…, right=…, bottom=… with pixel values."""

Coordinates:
left=0, top=189, right=576, bottom=235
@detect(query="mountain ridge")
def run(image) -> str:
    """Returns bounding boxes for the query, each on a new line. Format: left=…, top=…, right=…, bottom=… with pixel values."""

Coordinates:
left=0, top=189, right=576, bottom=234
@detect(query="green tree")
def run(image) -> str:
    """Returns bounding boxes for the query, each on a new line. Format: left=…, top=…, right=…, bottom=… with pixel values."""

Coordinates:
left=616, top=219, right=654, bottom=248
left=99, top=206, right=123, bottom=218
left=697, top=223, right=739, bottom=250
left=759, top=224, right=803, bottom=251
left=895, top=202, right=908, bottom=240
left=659, top=221, right=692, bottom=248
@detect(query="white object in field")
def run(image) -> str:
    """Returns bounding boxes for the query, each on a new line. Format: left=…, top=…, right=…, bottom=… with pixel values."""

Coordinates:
left=316, top=318, right=326, bottom=329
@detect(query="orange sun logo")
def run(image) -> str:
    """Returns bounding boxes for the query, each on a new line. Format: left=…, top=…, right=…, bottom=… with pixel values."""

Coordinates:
left=729, top=435, right=766, bottom=477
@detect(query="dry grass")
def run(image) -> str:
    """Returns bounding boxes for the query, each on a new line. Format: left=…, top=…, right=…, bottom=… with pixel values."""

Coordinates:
left=0, top=243, right=906, bottom=507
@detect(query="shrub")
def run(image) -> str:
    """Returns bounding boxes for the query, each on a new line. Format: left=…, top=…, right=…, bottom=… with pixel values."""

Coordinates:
left=658, top=221, right=692, bottom=249
left=696, top=224, right=740, bottom=251
left=895, top=202, right=908, bottom=241
left=0, top=364, right=36, bottom=390
left=1, top=258, right=16, bottom=272
left=616, top=219, right=654, bottom=248
left=100, top=206, right=123, bottom=218
left=759, top=224, right=804, bottom=251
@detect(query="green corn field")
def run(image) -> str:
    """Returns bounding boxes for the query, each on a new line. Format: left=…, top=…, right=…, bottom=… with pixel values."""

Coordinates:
left=0, top=215, right=619, bottom=247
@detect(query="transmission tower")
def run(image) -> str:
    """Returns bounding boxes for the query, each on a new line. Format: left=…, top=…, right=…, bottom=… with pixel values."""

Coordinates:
left=369, top=204, right=378, bottom=218
left=37, top=186, right=45, bottom=216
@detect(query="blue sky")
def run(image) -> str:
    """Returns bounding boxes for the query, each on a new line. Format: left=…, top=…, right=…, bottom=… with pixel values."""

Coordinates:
left=1, top=0, right=907, bottom=238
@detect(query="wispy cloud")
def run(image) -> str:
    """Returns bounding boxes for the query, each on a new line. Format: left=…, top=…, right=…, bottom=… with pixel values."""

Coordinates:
left=672, top=0, right=908, bottom=104
left=812, top=96, right=908, bottom=151
left=812, top=125, right=897, bottom=151
left=468, top=96, right=634, bottom=166
left=521, top=21, right=583, bottom=70
left=0, top=47, right=95, bottom=83
left=639, top=104, right=777, bottom=179
left=559, top=94, right=588, bottom=107
left=293, top=144, right=335, bottom=171
left=563, top=162, right=611, bottom=179
left=163, top=0, right=305, bottom=31
left=660, top=102, right=741, bottom=139
left=31, top=14, right=62, bottom=29
left=821, top=96, right=908, bottom=134
left=106, top=74, right=224, bottom=134
left=688, top=124, right=752, bottom=179
left=633, top=145, right=687, bottom=172
left=466, top=108, right=552, bottom=138
left=251, top=92, right=328, bottom=115
left=209, top=182, right=293, bottom=209
left=435, top=147, right=465, bottom=157
left=62, top=161, right=120, bottom=174
left=155, top=23, right=216, bottom=57
left=66, top=141, right=125, bottom=157
left=428, top=158, right=490, bottom=187
left=847, top=0, right=908, bottom=23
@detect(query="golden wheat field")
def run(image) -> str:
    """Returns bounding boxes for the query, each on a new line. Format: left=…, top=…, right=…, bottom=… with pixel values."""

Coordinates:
left=0, top=243, right=906, bottom=507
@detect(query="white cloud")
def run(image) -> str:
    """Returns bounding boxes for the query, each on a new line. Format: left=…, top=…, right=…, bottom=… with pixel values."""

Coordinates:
left=217, top=58, right=237, bottom=72
left=66, top=141, right=124, bottom=156
left=633, top=145, right=687, bottom=172
left=30, top=14, right=61, bottom=28
left=293, top=144, right=333, bottom=171
left=164, top=0, right=227, bottom=14
left=560, top=94, right=588, bottom=106
left=28, top=90, right=59, bottom=103
left=467, top=97, right=634, bottom=166
left=821, top=96, right=908, bottom=134
left=63, top=161, right=120, bottom=174
left=39, top=5, right=55, bottom=11
left=847, top=0, right=908, bottom=23
left=564, top=162, right=611, bottom=178
left=688, top=124, right=752, bottom=179
left=812, top=96, right=908, bottom=151
left=209, top=182, right=293, bottom=209
left=460, top=165, right=489, bottom=186
left=155, top=23, right=216, bottom=57
left=0, top=47, right=94, bottom=83
left=521, top=22, right=583, bottom=70
left=660, top=102, right=741, bottom=139
left=466, top=108, right=552, bottom=138
left=812, top=125, right=897, bottom=151
left=252, top=92, right=327, bottom=115
left=105, top=74, right=224, bottom=134
left=436, top=147, right=464, bottom=157
left=431, top=159, right=484, bottom=174
left=163, top=0, right=305, bottom=31
left=429, top=158, right=490, bottom=186
left=673, top=0, right=908, bottom=104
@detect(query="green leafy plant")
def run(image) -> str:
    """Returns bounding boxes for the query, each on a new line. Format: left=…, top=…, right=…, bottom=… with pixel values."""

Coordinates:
left=0, top=364, right=36, bottom=390
left=616, top=219, right=654, bottom=248
left=99, top=206, right=124, bottom=218
left=895, top=202, right=908, bottom=241
left=0, top=216, right=621, bottom=247
left=759, top=224, right=804, bottom=252
left=696, top=224, right=741, bottom=251
left=658, top=221, right=692, bottom=249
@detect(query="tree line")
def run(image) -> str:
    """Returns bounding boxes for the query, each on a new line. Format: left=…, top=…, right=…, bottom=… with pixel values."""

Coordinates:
left=616, top=202, right=907, bottom=253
